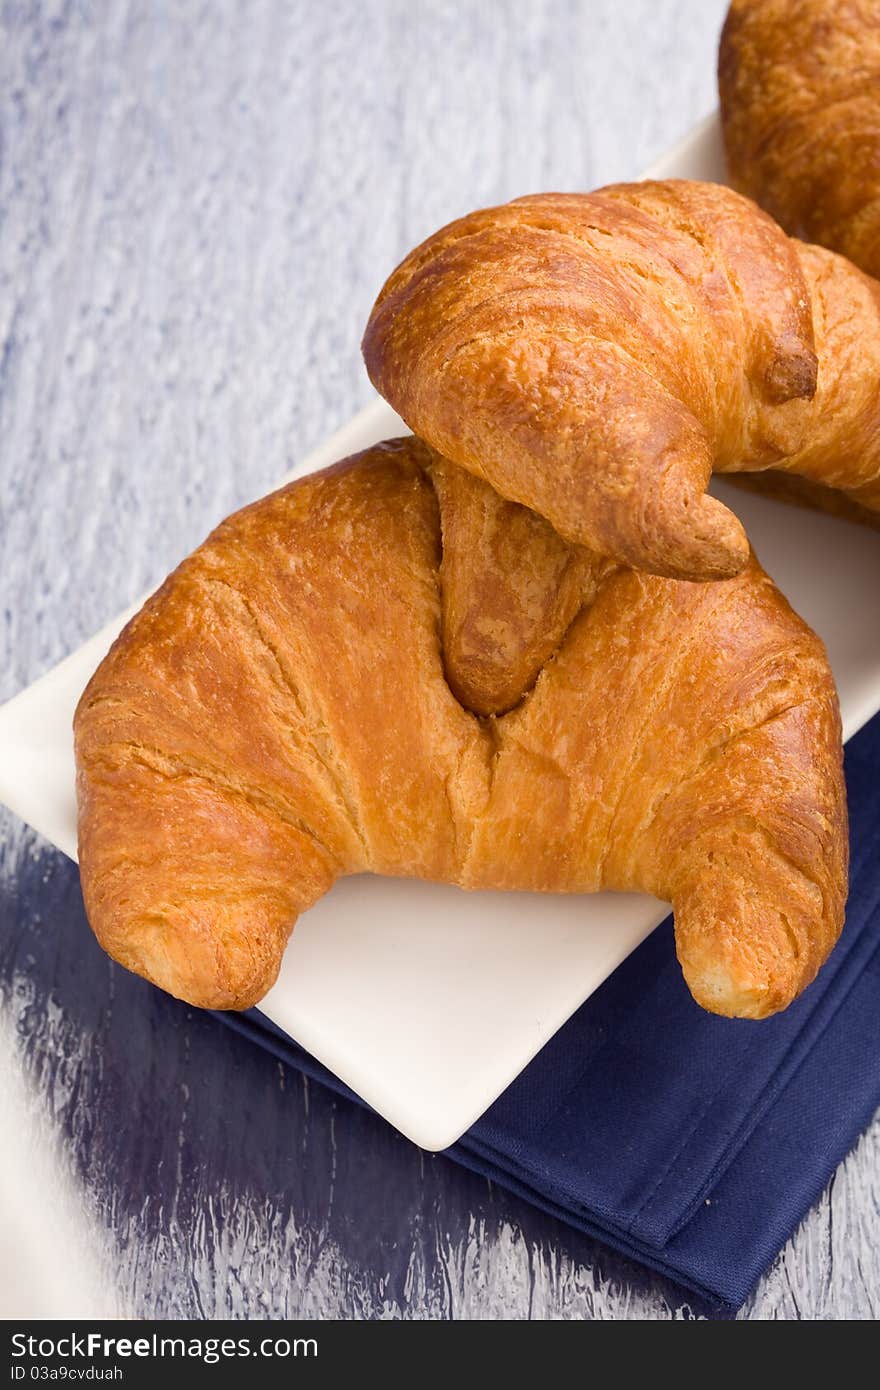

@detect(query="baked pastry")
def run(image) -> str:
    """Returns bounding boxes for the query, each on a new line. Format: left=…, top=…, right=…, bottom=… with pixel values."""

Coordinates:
left=719, top=0, right=880, bottom=279
left=430, top=453, right=611, bottom=715
left=75, top=439, right=847, bottom=1021
left=363, top=181, right=880, bottom=580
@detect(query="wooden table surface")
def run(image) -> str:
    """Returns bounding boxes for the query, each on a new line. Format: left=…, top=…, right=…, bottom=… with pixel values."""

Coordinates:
left=2, top=0, right=878, bottom=1321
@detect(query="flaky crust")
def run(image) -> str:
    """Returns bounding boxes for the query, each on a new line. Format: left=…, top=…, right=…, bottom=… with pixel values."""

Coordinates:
left=429, top=453, right=612, bottom=715
left=720, top=0, right=880, bottom=278
left=75, top=440, right=847, bottom=1021
left=363, top=180, right=880, bottom=579
left=731, top=241, right=880, bottom=512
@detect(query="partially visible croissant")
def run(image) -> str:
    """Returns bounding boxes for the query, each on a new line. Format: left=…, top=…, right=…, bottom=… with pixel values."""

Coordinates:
left=74, top=439, right=847, bottom=1021
left=363, top=180, right=880, bottom=580
left=719, top=0, right=880, bottom=279
left=430, top=453, right=612, bottom=715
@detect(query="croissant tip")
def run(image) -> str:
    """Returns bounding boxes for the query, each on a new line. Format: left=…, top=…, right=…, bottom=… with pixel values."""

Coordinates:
left=113, top=911, right=278, bottom=1013
left=644, top=493, right=750, bottom=582
left=682, top=959, right=793, bottom=1021
left=762, top=344, right=819, bottom=405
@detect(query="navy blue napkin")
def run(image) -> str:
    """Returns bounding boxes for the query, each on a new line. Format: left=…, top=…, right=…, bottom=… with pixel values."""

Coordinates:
left=218, top=713, right=880, bottom=1311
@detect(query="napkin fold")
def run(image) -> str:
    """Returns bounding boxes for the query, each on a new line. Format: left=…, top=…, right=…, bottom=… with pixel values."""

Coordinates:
left=219, top=713, right=880, bottom=1310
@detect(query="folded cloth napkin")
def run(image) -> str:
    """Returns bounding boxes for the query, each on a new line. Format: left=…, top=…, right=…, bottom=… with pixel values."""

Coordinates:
left=219, top=713, right=880, bottom=1311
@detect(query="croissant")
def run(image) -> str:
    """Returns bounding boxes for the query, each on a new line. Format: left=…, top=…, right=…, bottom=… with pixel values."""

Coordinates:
left=363, top=180, right=880, bottom=580
left=430, top=453, right=612, bottom=715
left=719, top=0, right=880, bottom=279
left=74, top=439, right=847, bottom=1022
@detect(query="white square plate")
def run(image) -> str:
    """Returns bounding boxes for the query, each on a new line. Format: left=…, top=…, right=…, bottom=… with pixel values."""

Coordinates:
left=2, top=113, right=880, bottom=1151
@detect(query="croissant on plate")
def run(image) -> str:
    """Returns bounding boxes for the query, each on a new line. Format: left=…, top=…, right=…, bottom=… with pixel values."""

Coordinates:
left=363, top=179, right=880, bottom=580
left=719, top=0, right=880, bottom=279
left=74, top=439, right=847, bottom=1022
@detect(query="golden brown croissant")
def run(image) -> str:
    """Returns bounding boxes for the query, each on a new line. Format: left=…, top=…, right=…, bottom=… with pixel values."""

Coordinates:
left=430, top=454, right=611, bottom=715
left=363, top=180, right=880, bottom=580
left=719, top=0, right=880, bottom=279
left=74, top=439, right=847, bottom=1022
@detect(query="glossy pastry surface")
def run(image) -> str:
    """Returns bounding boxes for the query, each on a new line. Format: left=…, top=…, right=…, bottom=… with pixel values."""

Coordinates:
left=720, top=0, right=880, bottom=279
left=364, top=180, right=880, bottom=578
left=75, top=440, right=848, bottom=1021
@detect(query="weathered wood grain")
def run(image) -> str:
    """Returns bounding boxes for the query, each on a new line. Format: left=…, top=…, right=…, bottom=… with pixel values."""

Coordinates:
left=2, top=0, right=877, bottom=1320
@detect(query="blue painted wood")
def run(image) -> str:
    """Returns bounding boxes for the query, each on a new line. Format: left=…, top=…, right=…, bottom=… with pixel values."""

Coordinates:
left=0, top=837, right=711, bottom=1318
left=2, top=0, right=877, bottom=1318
